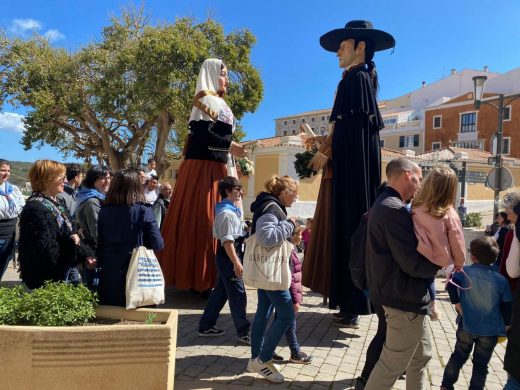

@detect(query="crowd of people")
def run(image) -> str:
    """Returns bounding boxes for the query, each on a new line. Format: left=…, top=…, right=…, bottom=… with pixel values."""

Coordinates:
left=2, top=19, right=520, bottom=390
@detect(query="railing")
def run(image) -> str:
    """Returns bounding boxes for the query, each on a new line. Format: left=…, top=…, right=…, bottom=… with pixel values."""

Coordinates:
left=383, top=120, right=423, bottom=130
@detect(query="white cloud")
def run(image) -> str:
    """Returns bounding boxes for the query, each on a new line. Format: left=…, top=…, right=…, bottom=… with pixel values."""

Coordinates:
left=0, top=113, right=25, bottom=133
left=9, top=18, right=42, bottom=34
left=43, top=29, right=65, bottom=42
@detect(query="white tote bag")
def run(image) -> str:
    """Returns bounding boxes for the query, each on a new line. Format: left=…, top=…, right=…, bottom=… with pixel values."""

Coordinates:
left=126, top=246, right=165, bottom=309
left=243, top=203, right=293, bottom=291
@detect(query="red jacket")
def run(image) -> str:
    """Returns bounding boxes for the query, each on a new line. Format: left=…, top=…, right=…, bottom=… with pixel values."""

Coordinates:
left=289, top=250, right=303, bottom=304
left=499, top=230, right=519, bottom=293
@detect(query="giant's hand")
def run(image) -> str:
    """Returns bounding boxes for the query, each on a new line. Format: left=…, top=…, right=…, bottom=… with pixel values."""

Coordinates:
left=304, top=135, right=326, bottom=150
left=230, top=141, right=246, bottom=158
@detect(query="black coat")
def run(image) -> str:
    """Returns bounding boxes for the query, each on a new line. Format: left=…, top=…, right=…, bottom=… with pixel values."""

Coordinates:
left=329, top=66, right=383, bottom=314
left=366, top=187, right=440, bottom=314
left=97, top=203, right=164, bottom=306
left=505, top=287, right=520, bottom=381
left=18, top=198, right=94, bottom=289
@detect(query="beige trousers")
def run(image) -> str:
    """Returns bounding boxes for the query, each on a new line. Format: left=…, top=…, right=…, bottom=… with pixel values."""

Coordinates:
left=365, top=305, right=432, bottom=390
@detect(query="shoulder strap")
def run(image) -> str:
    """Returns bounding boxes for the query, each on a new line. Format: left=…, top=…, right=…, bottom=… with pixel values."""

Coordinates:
left=262, top=202, right=284, bottom=215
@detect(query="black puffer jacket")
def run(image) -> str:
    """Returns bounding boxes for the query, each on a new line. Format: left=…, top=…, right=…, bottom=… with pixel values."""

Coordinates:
left=18, top=199, right=94, bottom=289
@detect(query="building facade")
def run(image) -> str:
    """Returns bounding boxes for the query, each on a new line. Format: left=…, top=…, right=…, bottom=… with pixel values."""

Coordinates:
left=424, top=67, right=520, bottom=158
left=274, top=109, right=331, bottom=137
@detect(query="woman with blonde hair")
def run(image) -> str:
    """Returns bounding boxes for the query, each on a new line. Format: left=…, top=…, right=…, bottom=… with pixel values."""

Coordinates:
left=247, top=175, right=299, bottom=383
left=159, top=58, right=245, bottom=293
left=412, top=164, right=466, bottom=319
left=18, top=160, right=95, bottom=289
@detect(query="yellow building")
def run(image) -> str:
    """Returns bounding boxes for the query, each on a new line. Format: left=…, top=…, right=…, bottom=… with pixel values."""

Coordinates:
left=161, top=136, right=520, bottom=219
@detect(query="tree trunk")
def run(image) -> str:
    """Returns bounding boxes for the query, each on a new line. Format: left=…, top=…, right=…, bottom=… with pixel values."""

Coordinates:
left=155, top=109, right=171, bottom=177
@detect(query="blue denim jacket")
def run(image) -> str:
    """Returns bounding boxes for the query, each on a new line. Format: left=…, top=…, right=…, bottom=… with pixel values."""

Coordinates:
left=450, top=263, right=512, bottom=336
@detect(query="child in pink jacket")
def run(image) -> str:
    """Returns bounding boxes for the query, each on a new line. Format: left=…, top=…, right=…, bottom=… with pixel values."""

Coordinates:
left=412, top=165, right=466, bottom=320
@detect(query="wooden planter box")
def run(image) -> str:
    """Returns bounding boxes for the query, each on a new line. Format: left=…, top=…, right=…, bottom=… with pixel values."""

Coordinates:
left=0, top=306, right=178, bottom=390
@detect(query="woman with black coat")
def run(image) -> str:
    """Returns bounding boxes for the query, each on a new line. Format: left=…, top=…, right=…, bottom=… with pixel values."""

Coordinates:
left=97, top=169, right=164, bottom=307
left=18, top=160, right=95, bottom=289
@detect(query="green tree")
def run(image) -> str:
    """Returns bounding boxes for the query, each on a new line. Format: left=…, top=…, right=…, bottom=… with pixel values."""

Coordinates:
left=0, top=8, right=263, bottom=174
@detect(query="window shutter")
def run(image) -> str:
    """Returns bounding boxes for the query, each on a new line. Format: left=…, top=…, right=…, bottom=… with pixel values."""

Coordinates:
left=413, top=134, right=419, bottom=147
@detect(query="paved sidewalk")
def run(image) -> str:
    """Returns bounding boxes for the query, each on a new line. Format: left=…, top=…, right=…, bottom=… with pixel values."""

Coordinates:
left=160, top=278, right=508, bottom=390
left=2, top=265, right=508, bottom=389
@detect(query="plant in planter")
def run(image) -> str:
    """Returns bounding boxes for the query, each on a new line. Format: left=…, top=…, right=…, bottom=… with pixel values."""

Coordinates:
left=0, top=283, right=178, bottom=390
left=0, top=281, right=98, bottom=326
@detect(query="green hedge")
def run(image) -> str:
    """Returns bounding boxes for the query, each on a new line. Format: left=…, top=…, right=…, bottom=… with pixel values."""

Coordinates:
left=0, top=282, right=98, bottom=326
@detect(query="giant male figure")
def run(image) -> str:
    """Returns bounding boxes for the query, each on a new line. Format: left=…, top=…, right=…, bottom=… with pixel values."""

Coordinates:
left=318, top=21, right=395, bottom=325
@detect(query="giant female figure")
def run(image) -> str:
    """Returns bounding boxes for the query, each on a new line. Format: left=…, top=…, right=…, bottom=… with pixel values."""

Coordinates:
left=159, top=59, right=245, bottom=292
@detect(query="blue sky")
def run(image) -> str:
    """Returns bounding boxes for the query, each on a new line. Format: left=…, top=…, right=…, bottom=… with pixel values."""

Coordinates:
left=1, top=0, right=520, bottom=162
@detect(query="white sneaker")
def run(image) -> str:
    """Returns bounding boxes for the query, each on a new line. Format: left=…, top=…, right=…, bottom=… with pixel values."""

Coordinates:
left=246, top=358, right=255, bottom=373
left=251, top=357, right=284, bottom=383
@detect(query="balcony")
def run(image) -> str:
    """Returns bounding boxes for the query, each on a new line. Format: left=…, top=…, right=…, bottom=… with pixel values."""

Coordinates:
left=382, top=120, right=423, bottom=132
left=450, top=139, right=485, bottom=150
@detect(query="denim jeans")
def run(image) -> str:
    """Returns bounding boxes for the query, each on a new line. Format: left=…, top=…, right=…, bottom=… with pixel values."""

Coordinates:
left=505, top=375, right=520, bottom=390
left=0, top=234, right=15, bottom=281
left=251, top=289, right=295, bottom=362
left=441, top=328, right=498, bottom=390
left=199, top=251, right=250, bottom=337
left=285, top=320, right=300, bottom=355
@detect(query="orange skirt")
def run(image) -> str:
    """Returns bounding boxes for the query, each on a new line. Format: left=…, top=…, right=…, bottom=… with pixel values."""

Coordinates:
left=158, top=159, right=226, bottom=291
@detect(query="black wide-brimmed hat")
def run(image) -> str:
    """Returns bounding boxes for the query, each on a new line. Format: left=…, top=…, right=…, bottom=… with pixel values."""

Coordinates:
left=320, top=20, right=395, bottom=52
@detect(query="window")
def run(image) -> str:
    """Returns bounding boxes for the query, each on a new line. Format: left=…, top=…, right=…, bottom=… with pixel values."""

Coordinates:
left=283, top=120, right=287, bottom=125
left=383, top=117, right=397, bottom=126
left=503, top=137, right=511, bottom=155
left=321, top=116, right=325, bottom=121
left=292, top=119, right=296, bottom=124
left=460, top=112, right=476, bottom=133
left=399, top=134, right=420, bottom=148
left=326, top=116, right=330, bottom=120
left=292, top=130, right=296, bottom=135
left=283, top=130, right=287, bottom=136
left=320, top=126, right=325, bottom=135
left=432, top=142, right=441, bottom=150
left=311, top=117, right=315, bottom=122
left=302, top=118, right=306, bottom=123
left=311, top=127, right=315, bottom=131
left=433, top=115, right=442, bottom=129
left=504, top=106, right=511, bottom=121
left=379, top=139, right=385, bottom=148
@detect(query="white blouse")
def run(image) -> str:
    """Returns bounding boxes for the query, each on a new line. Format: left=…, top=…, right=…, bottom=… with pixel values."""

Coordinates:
left=0, top=182, right=25, bottom=219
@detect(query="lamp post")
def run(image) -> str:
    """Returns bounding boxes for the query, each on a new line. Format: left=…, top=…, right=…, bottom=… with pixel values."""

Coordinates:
left=472, top=75, right=520, bottom=216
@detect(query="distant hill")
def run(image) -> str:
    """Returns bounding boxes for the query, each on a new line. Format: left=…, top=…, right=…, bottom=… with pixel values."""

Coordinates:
left=8, top=161, right=33, bottom=189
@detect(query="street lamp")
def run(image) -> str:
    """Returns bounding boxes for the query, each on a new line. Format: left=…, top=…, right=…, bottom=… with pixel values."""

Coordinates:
left=472, top=75, right=520, bottom=216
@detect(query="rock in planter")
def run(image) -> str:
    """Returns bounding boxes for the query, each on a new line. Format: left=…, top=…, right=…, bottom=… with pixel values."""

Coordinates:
left=0, top=305, right=178, bottom=390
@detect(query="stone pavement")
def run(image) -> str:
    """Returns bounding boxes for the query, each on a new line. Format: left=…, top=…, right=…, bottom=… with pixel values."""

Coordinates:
left=2, top=264, right=508, bottom=390
left=159, top=278, right=508, bottom=390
